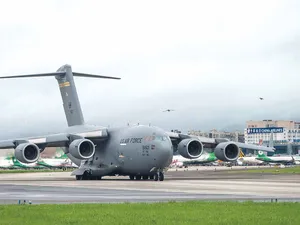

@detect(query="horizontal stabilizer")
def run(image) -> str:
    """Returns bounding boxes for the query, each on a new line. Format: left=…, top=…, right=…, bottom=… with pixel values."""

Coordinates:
left=73, top=72, right=120, bottom=80
left=0, top=72, right=120, bottom=80
left=0, top=72, right=65, bottom=79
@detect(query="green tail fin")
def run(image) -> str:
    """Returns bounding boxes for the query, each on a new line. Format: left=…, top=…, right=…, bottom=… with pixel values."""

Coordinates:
left=257, top=151, right=266, bottom=158
left=54, top=148, right=68, bottom=159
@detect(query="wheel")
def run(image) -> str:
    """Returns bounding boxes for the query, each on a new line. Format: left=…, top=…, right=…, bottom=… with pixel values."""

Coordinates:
left=96, top=176, right=102, bottom=180
left=153, top=173, right=158, bottom=181
left=136, top=175, right=141, bottom=180
left=82, top=171, right=90, bottom=180
left=76, top=175, right=83, bottom=180
left=142, top=175, right=148, bottom=180
left=158, top=172, right=164, bottom=181
left=129, top=175, right=134, bottom=180
left=149, top=175, right=154, bottom=180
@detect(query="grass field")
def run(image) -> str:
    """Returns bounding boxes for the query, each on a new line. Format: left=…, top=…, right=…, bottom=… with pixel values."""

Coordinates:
left=0, top=201, right=299, bottom=225
left=230, top=165, right=300, bottom=174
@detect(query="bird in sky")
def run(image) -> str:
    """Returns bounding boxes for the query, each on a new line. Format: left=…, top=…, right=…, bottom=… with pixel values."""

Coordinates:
left=163, top=109, right=175, bottom=112
left=259, top=97, right=264, bottom=100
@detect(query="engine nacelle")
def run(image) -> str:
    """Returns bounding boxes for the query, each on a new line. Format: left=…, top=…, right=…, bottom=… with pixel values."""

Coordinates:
left=214, top=142, right=240, bottom=162
left=69, top=139, right=95, bottom=160
left=177, top=138, right=203, bottom=159
left=15, top=143, right=40, bottom=163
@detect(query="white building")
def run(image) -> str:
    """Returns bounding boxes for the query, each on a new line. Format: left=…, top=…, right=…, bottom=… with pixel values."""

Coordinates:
left=188, top=129, right=244, bottom=142
left=244, top=120, right=300, bottom=145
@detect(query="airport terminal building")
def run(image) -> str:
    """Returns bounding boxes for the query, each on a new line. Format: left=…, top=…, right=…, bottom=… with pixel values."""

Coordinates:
left=244, top=120, right=300, bottom=155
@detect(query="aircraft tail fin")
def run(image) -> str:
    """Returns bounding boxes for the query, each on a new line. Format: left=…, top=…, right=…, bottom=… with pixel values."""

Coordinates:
left=0, top=65, right=121, bottom=127
left=239, top=149, right=245, bottom=158
left=268, top=131, right=274, bottom=148
left=257, top=151, right=267, bottom=158
left=54, top=148, right=68, bottom=159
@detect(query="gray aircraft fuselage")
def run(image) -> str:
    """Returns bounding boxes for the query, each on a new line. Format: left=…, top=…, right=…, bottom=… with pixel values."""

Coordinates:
left=68, top=125, right=173, bottom=176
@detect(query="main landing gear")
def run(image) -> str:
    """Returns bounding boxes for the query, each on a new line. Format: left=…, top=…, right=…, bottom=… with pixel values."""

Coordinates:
left=129, top=172, right=164, bottom=181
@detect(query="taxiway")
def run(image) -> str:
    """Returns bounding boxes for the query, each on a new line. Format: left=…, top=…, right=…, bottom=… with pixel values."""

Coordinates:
left=0, top=166, right=299, bottom=204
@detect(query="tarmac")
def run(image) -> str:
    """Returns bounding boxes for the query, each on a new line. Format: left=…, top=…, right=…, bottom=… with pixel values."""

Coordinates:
left=0, top=166, right=299, bottom=204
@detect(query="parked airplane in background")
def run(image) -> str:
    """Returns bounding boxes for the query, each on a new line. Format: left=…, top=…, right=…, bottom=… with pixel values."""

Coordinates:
left=255, top=151, right=300, bottom=165
left=237, top=140, right=265, bottom=165
left=7, top=155, right=45, bottom=169
left=0, top=156, right=19, bottom=169
left=0, top=65, right=275, bottom=181
left=37, top=151, right=78, bottom=170
left=237, top=154, right=266, bottom=165
left=171, top=152, right=217, bottom=168
left=0, top=149, right=77, bottom=170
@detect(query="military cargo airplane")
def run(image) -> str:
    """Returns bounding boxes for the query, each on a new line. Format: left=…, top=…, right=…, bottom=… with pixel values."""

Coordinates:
left=0, top=65, right=275, bottom=181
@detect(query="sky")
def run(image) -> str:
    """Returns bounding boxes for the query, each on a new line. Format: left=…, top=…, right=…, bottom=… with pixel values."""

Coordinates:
left=0, top=0, right=299, bottom=139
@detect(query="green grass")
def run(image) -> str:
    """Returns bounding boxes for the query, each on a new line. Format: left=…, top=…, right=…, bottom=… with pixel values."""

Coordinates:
left=230, top=165, right=300, bottom=174
left=0, top=169, right=73, bottom=174
left=0, top=201, right=299, bottom=225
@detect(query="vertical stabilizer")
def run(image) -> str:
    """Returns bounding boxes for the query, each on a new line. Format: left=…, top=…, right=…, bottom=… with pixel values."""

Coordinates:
left=0, top=64, right=120, bottom=127
left=269, top=131, right=274, bottom=148
left=56, top=65, right=85, bottom=126
left=257, top=151, right=266, bottom=158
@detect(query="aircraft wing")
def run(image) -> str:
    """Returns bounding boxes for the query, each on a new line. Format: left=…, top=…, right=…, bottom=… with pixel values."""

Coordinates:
left=0, top=129, right=109, bottom=150
left=166, top=132, right=275, bottom=153
left=235, top=143, right=275, bottom=152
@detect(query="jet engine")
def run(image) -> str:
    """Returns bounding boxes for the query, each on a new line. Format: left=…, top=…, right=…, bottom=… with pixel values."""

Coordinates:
left=15, top=143, right=40, bottom=163
left=177, top=138, right=203, bottom=159
left=214, top=142, right=240, bottom=162
left=69, top=139, right=95, bottom=160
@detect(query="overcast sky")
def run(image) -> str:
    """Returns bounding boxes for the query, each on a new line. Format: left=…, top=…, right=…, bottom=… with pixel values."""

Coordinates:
left=0, top=0, right=299, bottom=139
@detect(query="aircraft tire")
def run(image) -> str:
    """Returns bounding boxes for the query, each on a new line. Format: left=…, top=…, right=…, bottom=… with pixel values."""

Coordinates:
left=142, top=175, right=148, bottom=180
left=149, top=175, right=154, bottom=180
left=82, top=171, right=90, bottom=180
left=136, top=175, right=141, bottom=180
left=97, top=176, right=102, bottom=180
left=129, top=175, right=134, bottom=180
left=158, top=172, right=164, bottom=181
left=76, top=175, right=83, bottom=180
left=153, top=173, right=158, bottom=181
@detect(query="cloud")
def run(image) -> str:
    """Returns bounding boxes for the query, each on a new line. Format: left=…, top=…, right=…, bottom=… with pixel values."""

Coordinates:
left=0, top=0, right=299, bottom=139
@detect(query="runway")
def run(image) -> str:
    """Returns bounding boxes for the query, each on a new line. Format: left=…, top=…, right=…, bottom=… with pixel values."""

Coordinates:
left=0, top=167, right=299, bottom=204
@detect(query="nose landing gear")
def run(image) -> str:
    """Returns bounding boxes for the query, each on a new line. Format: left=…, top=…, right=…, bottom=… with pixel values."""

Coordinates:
left=158, top=172, right=164, bottom=181
left=154, top=172, right=164, bottom=181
